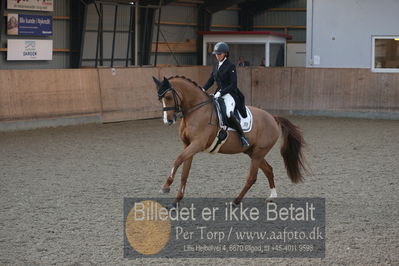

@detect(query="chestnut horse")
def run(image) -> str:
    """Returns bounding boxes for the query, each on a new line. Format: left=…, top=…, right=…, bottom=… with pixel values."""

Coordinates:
left=152, top=76, right=307, bottom=205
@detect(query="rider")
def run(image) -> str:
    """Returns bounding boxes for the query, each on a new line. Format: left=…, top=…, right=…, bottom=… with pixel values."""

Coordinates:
left=202, top=42, right=250, bottom=148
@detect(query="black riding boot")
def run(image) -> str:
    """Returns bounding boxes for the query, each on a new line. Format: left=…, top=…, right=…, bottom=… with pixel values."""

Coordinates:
left=228, top=112, right=250, bottom=147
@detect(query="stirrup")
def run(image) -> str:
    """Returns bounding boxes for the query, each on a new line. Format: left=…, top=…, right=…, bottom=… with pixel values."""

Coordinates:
left=240, top=136, right=250, bottom=147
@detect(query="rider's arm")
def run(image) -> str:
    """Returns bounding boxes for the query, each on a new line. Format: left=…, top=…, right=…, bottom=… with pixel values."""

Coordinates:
left=203, top=71, right=214, bottom=91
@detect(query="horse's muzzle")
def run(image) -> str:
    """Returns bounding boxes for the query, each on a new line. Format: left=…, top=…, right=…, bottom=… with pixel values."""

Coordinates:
left=166, top=114, right=177, bottom=125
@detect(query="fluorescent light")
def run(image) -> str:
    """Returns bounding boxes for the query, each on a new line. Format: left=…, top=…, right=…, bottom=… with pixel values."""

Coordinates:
left=394, top=38, right=399, bottom=41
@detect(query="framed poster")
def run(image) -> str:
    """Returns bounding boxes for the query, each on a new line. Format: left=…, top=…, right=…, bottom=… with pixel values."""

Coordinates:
left=7, top=39, right=53, bottom=60
left=7, top=14, right=52, bottom=36
left=7, top=0, right=54, bottom=12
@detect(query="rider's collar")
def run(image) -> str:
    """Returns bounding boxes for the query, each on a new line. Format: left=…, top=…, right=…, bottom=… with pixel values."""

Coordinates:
left=218, top=57, right=227, bottom=69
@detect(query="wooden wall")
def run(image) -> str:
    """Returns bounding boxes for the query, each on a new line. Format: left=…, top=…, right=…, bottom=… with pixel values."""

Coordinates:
left=98, top=68, right=160, bottom=123
left=252, top=67, right=399, bottom=114
left=237, top=67, right=252, bottom=105
left=98, top=66, right=212, bottom=123
left=159, top=66, right=212, bottom=86
left=0, top=69, right=101, bottom=121
left=0, top=67, right=397, bottom=126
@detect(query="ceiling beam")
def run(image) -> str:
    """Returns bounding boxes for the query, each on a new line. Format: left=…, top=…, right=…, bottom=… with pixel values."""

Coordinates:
left=239, top=0, right=291, bottom=15
left=200, top=0, right=247, bottom=14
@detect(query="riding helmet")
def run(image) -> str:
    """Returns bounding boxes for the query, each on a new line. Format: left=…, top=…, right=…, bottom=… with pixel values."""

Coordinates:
left=212, top=42, right=229, bottom=55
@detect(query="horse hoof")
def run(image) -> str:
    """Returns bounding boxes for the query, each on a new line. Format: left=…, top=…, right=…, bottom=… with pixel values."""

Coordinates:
left=166, top=202, right=177, bottom=210
left=159, top=187, right=170, bottom=194
left=231, top=201, right=240, bottom=208
left=266, top=196, right=277, bottom=202
left=269, top=189, right=277, bottom=200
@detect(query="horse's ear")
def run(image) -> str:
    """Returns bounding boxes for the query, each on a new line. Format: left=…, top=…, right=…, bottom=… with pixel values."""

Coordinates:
left=152, top=76, right=161, bottom=88
left=163, top=76, right=170, bottom=85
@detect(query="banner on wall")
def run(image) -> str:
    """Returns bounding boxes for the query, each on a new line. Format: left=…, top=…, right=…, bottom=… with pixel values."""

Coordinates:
left=7, top=0, right=54, bottom=12
left=7, top=39, right=53, bottom=60
left=7, top=14, right=52, bottom=36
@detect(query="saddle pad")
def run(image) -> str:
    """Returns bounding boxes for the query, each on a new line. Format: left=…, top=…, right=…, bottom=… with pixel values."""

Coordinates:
left=215, top=102, right=253, bottom=133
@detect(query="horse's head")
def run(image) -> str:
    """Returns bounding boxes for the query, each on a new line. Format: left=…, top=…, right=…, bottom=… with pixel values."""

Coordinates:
left=152, top=76, right=182, bottom=125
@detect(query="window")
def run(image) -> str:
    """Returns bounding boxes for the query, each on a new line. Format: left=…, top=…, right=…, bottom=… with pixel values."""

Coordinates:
left=205, top=43, right=266, bottom=67
left=372, top=36, right=399, bottom=72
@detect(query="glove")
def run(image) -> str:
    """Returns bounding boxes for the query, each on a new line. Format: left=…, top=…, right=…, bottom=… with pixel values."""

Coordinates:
left=214, top=91, right=221, bottom=98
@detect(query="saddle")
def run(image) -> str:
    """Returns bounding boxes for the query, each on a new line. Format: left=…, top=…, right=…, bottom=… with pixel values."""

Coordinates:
left=205, top=98, right=253, bottom=154
left=212, top=97, right=253, bottom=133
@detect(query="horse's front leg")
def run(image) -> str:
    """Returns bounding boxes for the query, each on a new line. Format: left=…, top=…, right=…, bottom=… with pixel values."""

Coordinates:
left=175, top=156, right=193, bottom=203
left=160, top=142, right=202, bottom=195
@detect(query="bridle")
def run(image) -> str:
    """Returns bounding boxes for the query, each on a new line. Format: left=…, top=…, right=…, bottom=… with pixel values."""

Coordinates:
left=159, top=87, right=183, bottom=113
left=159, top=86, right=212, bottom=118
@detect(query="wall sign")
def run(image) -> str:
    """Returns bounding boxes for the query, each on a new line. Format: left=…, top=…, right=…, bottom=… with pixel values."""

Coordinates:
left=7, top=39, right=53, bottom=60
left=7, top=14, right=53, bottom=36
left=7, top=0, right=54, bottom=12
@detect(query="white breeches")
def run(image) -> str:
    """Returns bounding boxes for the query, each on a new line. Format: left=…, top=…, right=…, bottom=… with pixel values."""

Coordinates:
left=221, top=93, right=235, bottom=118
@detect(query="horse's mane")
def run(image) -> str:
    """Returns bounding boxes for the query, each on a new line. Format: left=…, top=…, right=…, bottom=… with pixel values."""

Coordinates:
left=168, top=75, right=200, bottom=88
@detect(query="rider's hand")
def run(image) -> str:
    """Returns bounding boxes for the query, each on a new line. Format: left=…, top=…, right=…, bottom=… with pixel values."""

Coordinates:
left=214, top=92, right=221, bottom=98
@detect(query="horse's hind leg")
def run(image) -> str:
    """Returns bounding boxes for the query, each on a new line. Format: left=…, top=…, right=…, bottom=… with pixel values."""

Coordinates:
left=260, top=159, right=277, bottom=199
left=234, top=158, right=261, bottom=205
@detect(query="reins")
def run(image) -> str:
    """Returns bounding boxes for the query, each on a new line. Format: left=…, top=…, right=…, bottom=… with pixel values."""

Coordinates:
left=184, top=98, right=212, bottom=116
left=160, top=86, right=212, bottom=118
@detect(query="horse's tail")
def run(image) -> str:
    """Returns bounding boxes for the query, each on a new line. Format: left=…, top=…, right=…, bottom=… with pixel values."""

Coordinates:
left=274, top=116, right=307, bottom=183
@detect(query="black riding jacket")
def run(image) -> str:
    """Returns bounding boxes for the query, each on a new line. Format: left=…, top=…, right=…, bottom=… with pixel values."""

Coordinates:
left=203, top=59, right=237, bottom=96
left=203, top=59, right=247, bottom=118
